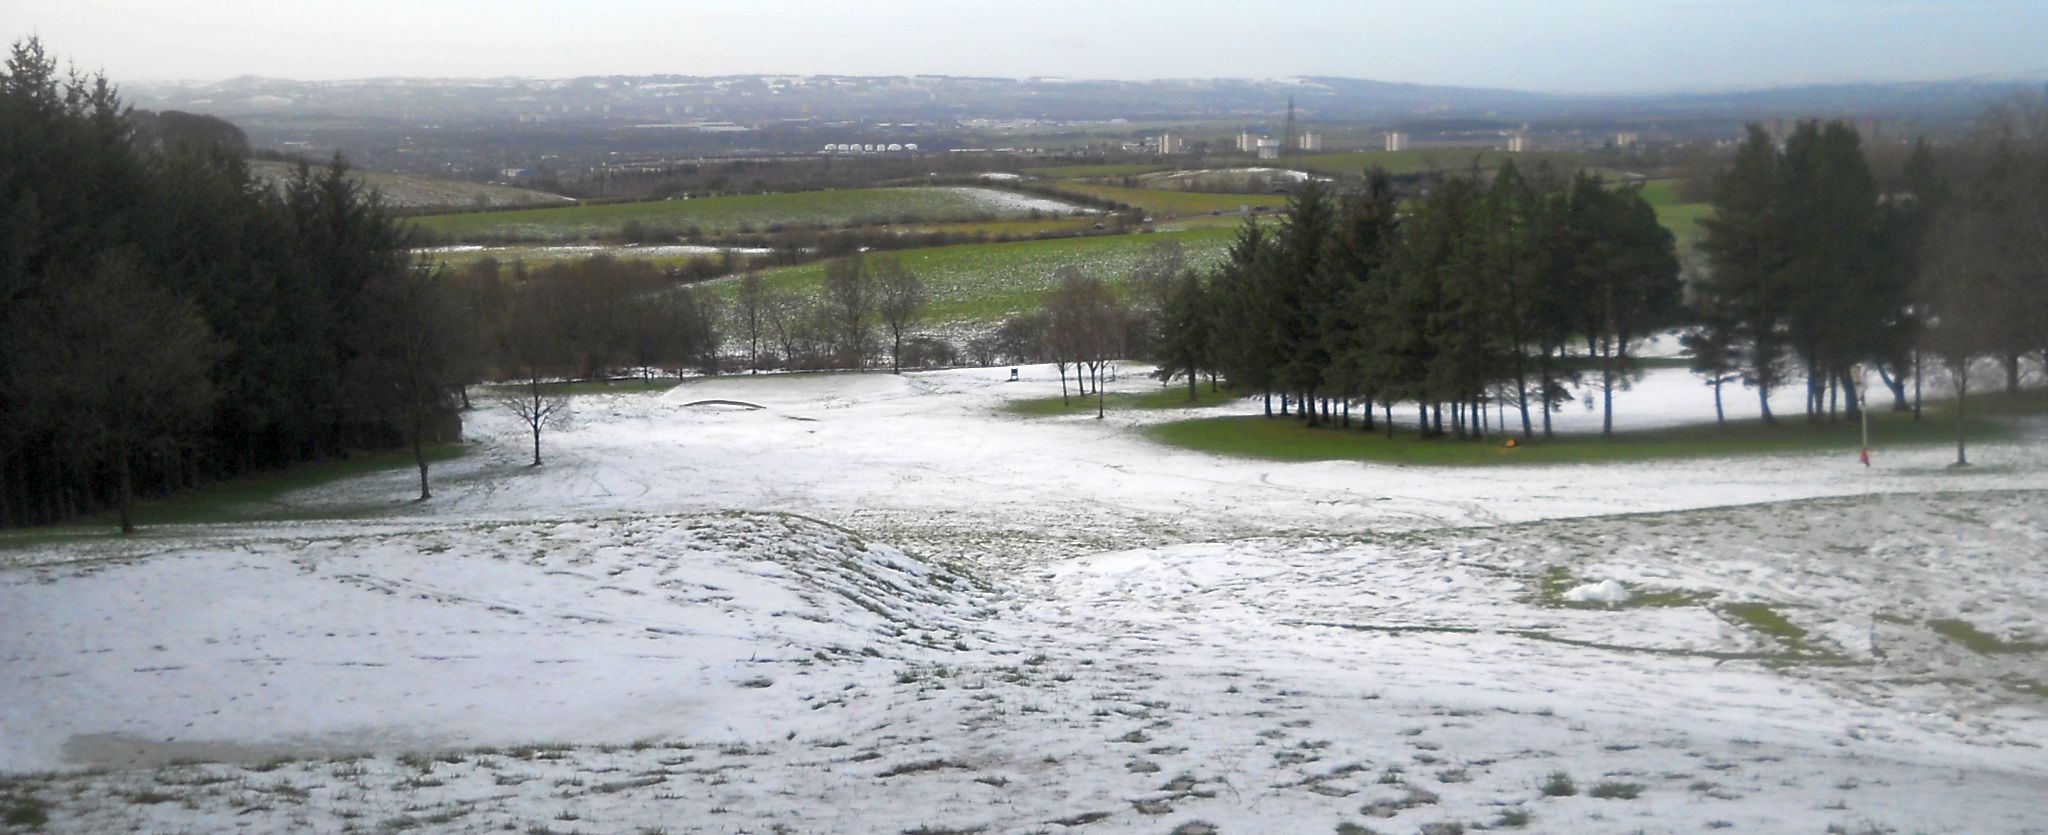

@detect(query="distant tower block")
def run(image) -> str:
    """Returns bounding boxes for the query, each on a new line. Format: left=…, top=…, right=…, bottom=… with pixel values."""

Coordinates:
left=1614, top=131, right=1639, bottom=148
left=1384, top=132, right=1408, bottom=152
left=1237, top=132, right=1258, bottom=153
left=1284, top=95, right=1299, bottom=154
left=1507, top=134, right=1526, bottom=153
left=1158, top=133, right=1184, bottom=154
left=1255, top=137, right=1282, bottom=160
left=1297, top=133, right=1322, bottom=152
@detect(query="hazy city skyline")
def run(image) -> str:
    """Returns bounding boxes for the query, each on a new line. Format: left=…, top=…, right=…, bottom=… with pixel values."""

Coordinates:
left=13, top=0, right=2048, bottom=94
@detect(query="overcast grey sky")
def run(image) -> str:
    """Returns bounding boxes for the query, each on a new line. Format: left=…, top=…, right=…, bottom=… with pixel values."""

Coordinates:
left=11, top=0, right=2046, bottom=93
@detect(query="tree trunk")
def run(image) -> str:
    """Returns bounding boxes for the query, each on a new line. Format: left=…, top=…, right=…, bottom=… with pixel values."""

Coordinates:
left=1806, top=362, right=1824, bottom=425
left=1514, top=347, right=1532, bottom=439
left=1954, top=370, right=1969, bottom=467
left=1384, top=403, right=1394, bottom=439
left=1758, top=381, right=1776, bottom=427
left=413, top=430, right=431, bottom=502
left=1878, top=366, right=1908, bottom=411
left=1538, top=349, right=1555, bottom=438
left=529, top=378, right=545, bottom=467
left=1599, top=337, right=1615, bottom=437
left=1912, top=349, right=1922, bottom=422
left=2004, top=353, right=2020, bottom=393
left=116, top=445, right=135, bottom=536
left=1712, top=379, right=1725, bottom=427
left=1839, top=367, right=1860, bottom=421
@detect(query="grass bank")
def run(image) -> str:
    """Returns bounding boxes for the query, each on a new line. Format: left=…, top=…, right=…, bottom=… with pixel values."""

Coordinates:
left=1142, top=389, right=2042, bottom=466
left=0, top=445, right=469, bottom=548
left=1005, top=383, right=1242, bottom=416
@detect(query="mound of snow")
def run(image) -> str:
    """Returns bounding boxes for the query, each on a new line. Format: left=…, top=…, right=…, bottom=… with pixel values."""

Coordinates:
left=0, top=513, right=984, bottom=771
left=662, top=372, right=918, bottom=411
left=1563, top=578, right=1631, bottom=604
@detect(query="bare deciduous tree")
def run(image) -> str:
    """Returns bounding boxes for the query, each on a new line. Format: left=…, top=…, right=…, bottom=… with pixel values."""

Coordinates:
left=1044, top=269, right=1124, bottom=417
left=735, top=271, right=768, bottom=373
left=874, top=256, right=928, bottom=374
left=823, top=254, right=876, bottom=368
left=351, top=259, right=464, bottom=501
left=497, top=292, right=571, bottom=467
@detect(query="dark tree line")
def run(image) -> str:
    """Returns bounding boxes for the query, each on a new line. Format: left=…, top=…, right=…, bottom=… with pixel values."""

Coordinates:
left=1908, top=100, right=2048, bottom=464
left=723, top=253, right=935, bottom=373
left=1692, top=112, right=2047, bottom=464
left=1, top=41, right=741, bottom=528
left=434, top=254, right=727, bottom=466
left=1693, top=121, right=1915, bottom=426
left=449, top=256, right=725, bottom=383
left=1144, top=167, right=1682, bottom=440
left=0, top=39, right=467, bottom=530
left=984, top=241, right=1186, bottom=416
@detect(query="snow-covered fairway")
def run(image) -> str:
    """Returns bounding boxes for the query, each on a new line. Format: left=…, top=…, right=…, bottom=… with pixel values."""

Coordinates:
left=3, top=365, right=2045, bottom=833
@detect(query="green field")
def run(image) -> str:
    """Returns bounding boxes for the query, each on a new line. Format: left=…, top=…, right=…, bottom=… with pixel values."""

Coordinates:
left=1037, top=182, right=1291, bottom=216
left=706, top=227, right=1238, bottom=323
left=1143, top=390, right=2042, bottom=467
left=1023, top=163, right=1180, bottom=179
left=408, top=187, right=1092, bottom=243
left=1635, top=179, right=1715, bottom=250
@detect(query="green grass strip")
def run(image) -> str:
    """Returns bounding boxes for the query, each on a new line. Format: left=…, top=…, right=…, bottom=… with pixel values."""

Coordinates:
left=1143, top=389, right=2040, bottom=466
left=0, top=444, right=468, bottom=547
left=1005, top=383, right=1243, bottom=416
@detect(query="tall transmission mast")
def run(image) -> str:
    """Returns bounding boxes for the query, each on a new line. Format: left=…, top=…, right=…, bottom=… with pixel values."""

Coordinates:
left=1283, top=95, right=1298, bottom=157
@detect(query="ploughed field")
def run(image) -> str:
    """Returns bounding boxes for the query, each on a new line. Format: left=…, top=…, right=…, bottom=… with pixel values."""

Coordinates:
left=4, top=365, right=2043, bottom=833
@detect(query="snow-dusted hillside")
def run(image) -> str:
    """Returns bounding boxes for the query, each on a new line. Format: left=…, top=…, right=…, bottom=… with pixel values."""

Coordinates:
left=3, top=364, right=2044, bottom=833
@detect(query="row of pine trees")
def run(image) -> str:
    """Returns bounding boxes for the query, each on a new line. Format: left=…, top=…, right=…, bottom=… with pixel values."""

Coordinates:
left=1152, top=110, right=2046, bottom=448
left=1156, top=164, right=1682, bottom=439
left=0, top=40, right=441, bottom=530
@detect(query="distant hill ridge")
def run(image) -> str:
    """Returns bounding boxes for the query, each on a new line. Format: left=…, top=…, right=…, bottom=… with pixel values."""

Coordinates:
left=127, top=73, right=2044, bottom=125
